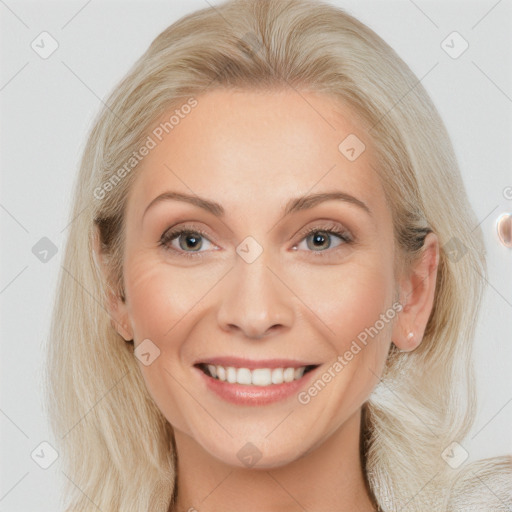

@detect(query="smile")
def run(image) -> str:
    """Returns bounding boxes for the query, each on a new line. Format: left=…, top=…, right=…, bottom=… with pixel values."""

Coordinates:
left=193, top=359, right=322, bottom=406
left=196, top=363, right=318, bottom=386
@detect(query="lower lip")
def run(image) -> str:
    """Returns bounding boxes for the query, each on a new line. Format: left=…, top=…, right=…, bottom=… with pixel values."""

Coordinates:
left=194, top=366, right=320, bottom=406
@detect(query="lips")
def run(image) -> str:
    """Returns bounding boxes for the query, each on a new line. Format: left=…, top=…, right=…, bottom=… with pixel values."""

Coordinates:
left=193, top=360, right=322, bottom=406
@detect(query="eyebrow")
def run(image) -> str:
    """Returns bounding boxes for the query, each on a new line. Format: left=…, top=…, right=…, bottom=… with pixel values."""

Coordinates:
left=142, top=190, right=372, bottom=219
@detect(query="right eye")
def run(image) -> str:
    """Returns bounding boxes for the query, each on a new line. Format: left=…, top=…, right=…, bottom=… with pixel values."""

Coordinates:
left=159, top=225, right=217, bottom=259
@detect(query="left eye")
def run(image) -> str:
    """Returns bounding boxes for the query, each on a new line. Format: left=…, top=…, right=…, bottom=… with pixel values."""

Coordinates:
left=293, top=228, right=351, bottom=253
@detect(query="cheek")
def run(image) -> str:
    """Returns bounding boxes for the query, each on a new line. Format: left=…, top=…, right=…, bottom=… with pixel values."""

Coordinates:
left=123, top=254, right=211, bottom=431
left=124, top=253, right=200, bottom=340
left=125, top=263, right=170, bottom=339
left=292, top=254, right=395, bottom=350
left=336, top=267, right=392, bottom=345
left=291, top=260, right=395, bottom=427
left=123, top=261, right=182, bottom=429
left=297, top=255, right=394, bottom=392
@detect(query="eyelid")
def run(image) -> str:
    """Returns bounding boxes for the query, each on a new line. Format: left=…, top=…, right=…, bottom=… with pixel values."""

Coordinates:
left=294, top=220, right=353, bottom=243
left=160, top=224, right=212, bottom=243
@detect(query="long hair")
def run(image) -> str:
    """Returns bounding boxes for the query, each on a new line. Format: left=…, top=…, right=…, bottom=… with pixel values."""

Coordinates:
left=44, top=0, right=512, bottom=510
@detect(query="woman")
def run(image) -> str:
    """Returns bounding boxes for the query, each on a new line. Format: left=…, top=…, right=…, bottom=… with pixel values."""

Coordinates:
left=45, top=0, right=512, bottom=510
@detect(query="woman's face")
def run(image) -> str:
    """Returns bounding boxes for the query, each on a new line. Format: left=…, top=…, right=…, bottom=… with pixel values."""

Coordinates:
left=115, top=88, right=400, bottom=468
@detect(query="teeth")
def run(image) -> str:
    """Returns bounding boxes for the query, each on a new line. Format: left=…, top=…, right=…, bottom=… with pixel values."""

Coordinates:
left=271, top=368, right=283, bottom=384
left=204, top=365, right=309, bottom=386
left=216, top=366, right=226, bottom=381
left=294, top=367, right=305, bottom=380
left=226, top=367, right=237, bottom=383
left=207, top=364, right=217, bottom=378
left=283, top=367, right=295, bottom=382
left=237, top=368, right=252, bottom=385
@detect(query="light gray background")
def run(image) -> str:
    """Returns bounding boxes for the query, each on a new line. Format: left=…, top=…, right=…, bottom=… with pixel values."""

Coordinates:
left=1, top=0, right=511, bottom=510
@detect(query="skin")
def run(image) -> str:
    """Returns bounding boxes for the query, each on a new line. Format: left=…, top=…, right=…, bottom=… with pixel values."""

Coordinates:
left=94, top=89, right=439, bottom=512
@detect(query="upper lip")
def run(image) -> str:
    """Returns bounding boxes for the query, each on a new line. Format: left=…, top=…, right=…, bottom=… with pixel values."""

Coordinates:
left=194, top=357, right=320, bottom=370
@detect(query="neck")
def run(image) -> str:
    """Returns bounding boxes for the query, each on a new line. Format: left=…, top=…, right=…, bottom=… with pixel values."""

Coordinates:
left=171, top=407, right=377, bottom=512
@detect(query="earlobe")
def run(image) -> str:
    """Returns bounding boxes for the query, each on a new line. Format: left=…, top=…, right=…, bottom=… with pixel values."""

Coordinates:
left=394, top=330, right=418, bottom=352
left=109, top=316, right=133, bottom=342
left=91, top=226, right=134, bottom=342
left=391, top=232, right=440, bottom=352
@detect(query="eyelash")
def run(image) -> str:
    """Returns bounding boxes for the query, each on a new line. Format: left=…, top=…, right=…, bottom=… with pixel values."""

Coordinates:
left=158, top=222, right=353, bottom=260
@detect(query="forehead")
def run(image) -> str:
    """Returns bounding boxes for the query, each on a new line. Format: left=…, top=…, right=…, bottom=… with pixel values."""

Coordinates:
left=126, top=88, right=387, bottom=224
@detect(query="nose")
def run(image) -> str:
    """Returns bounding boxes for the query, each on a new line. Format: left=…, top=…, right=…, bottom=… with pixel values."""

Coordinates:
left=216, top=252, right=295, bottom=340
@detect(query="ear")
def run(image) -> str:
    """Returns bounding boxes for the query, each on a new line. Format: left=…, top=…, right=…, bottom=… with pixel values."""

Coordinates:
left=391, top=232, right=440, bottom=352
left=92, top=225, right=134, bottom=342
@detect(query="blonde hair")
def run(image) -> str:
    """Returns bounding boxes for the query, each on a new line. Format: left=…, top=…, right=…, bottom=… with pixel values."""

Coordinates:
left=44, top=0, right=512, bottom=510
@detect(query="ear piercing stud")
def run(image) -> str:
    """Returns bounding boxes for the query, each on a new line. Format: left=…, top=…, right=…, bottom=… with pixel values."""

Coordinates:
left=395, top=331, right=415, bottom=352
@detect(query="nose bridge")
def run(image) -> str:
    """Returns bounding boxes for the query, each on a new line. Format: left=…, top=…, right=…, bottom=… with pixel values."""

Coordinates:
left=216, top=244, right=294, bottom=338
